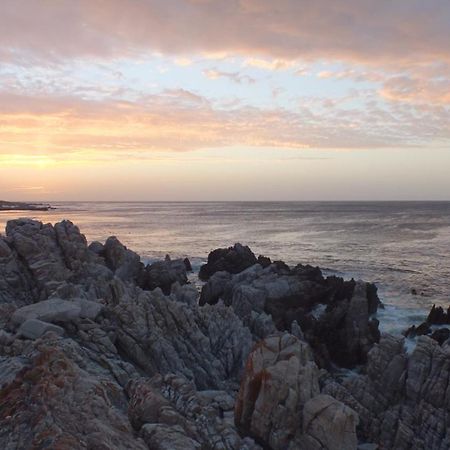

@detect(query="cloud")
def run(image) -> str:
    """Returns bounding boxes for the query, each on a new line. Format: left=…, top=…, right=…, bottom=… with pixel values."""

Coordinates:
left=1, top=89, right=448, bottom=166
left=243, top=58, right=297, bottom=71
left=203, top=68, right=255, bottom=83
left=380, top=74, right=450, bottom=105
left=1, top=0, right=450, bottom=67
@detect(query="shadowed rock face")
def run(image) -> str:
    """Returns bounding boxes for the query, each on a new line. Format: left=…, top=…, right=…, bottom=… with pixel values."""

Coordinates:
left=323, top=334, right=450, bottom=450
left=403, top=304, right=450, bottom=345
left=200, top=260, right=381, bottom=368
left=199, top=243, right=258, bottom=280
left=0, top=219, right=448, bottom=450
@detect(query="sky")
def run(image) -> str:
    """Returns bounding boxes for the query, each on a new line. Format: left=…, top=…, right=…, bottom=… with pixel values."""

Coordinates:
left=0, top=0, right=449, bottom=201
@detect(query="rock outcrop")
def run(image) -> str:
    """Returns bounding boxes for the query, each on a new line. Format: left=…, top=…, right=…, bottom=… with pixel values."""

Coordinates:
left=0, top=219, right=448, bottom=450
left=403, top=304, right=450, bottom=345
left=235, top=333, right=358, bottom=450
left=323, top=334, right=450, bottom=449
left=139, top=256, right=189, bottom=295
left=200, top=262, right=381, bottom=368
left=199, top=243, right=258, bottom=280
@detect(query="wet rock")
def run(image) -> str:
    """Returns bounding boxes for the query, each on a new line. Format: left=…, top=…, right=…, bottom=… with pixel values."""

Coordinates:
left=430, top=328, right=450, bottom=345
left=427, top=304, right=450, bottom=325
left=403, top=322, right=431, bottom=338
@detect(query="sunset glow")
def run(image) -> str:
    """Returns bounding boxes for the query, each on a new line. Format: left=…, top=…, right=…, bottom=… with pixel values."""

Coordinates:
left=1, top=0, right=449, bottom=200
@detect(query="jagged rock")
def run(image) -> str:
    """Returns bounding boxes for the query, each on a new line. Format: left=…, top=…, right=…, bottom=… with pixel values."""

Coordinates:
left=201, top=261, right=380, bottom=367
left=140, top=258, right=188, bottom=294
left=5, top=219, right=72, bottom=298
left=11, top=298, right=81, bottom=326
left=0, top=338, right=147, bottom=450
left=299, top=394, right=359, bottom=450
left=257, top=255, right=271, bottom=268
left=18, top=319, right=64, bottom=339
left=427, top=304, right=450, bottom=325
left=109, top=287, right=252, bottom=390
left=127, top=375, right=260, bottom=449
left=1, top=219, right=449, bottom=450
left=323, top=334, right=450, bottom=449
left=183, top=257, right=192, bottom=272
left=235, top=333, right=320, bottom=449
left=199, top=243, right=258, bottom=280
left=314, top=281, right=380, bottom=367
left=88, top=240, right=105, bottom=256
left=171, top=282, right=199, bottom=306
left=430, top=328, right=450, bottom=345
left=0, top=237, right=38, bottom=306
left=199, top=270, right=232, bottom=306
left=403, top=322, right=431, bottom=338
left=104, top=236, right=143, bottom=281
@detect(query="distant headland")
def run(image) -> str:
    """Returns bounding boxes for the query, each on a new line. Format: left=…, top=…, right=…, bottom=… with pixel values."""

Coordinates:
left=0, top=200, right=52, bottom=211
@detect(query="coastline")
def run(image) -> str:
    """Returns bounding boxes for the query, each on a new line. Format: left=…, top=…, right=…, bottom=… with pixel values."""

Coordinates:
left=0, top=200, right=52, bottom=212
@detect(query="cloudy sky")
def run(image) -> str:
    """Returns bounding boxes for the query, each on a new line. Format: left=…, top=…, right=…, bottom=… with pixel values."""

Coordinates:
left=1, top=0, right=449, bottom=200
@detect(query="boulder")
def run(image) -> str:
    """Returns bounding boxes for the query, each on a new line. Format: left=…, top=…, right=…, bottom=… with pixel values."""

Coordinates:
left=18, top=318, right=64, bottom=339
left=300, top=394, right=359, bottom=450
left=73, top=298, right=104, bottom=320
left=12, top=298, right=81, bottom=325
left=235, top=333, right=319, bottom=449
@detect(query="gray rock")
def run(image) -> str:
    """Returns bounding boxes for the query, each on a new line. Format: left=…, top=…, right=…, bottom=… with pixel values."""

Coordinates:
left=18, top=319, right=64, bottom=339
left=12, top=298, right=81, bottom=325
left=73, top=298, right=104, bottom=319
left=235, top=333, right=320, bottom=450
left=301, top=394, right=359, bottom=450
left=104, top=236, right=143, bottom=281
left=141, top=257, right=189, bottom=295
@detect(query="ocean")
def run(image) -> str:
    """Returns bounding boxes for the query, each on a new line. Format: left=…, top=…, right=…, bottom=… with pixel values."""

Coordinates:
left=1, top=201, right=449, bottom=335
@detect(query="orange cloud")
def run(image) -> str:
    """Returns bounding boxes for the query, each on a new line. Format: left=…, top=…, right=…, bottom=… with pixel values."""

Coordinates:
left=1, top=89, right=448, bottom=168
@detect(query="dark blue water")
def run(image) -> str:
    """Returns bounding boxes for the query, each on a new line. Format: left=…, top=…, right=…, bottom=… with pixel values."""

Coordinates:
left=1, top=201, right=449, bottom=334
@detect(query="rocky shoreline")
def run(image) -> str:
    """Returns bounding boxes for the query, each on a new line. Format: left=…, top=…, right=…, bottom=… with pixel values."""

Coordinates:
left=0, top=219, right=449, bottom=449
left=0, top=201, right=52, bottom=212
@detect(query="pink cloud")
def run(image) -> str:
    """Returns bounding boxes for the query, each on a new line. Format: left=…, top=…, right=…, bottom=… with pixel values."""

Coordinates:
left=1, top=0, right=450, bottom=66
left=0, top=90, right=448, bottom=163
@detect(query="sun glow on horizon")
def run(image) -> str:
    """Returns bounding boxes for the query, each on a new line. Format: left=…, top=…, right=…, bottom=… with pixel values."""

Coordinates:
left=0, top=0, right=449, bottom=200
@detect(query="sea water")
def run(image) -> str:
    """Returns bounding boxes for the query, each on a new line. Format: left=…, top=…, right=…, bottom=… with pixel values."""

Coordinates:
left=1, top=201, right=449, bottom=335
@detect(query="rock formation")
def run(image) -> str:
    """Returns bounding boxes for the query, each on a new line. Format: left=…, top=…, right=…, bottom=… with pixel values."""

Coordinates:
left=0, top=218, right=448, bottom=449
